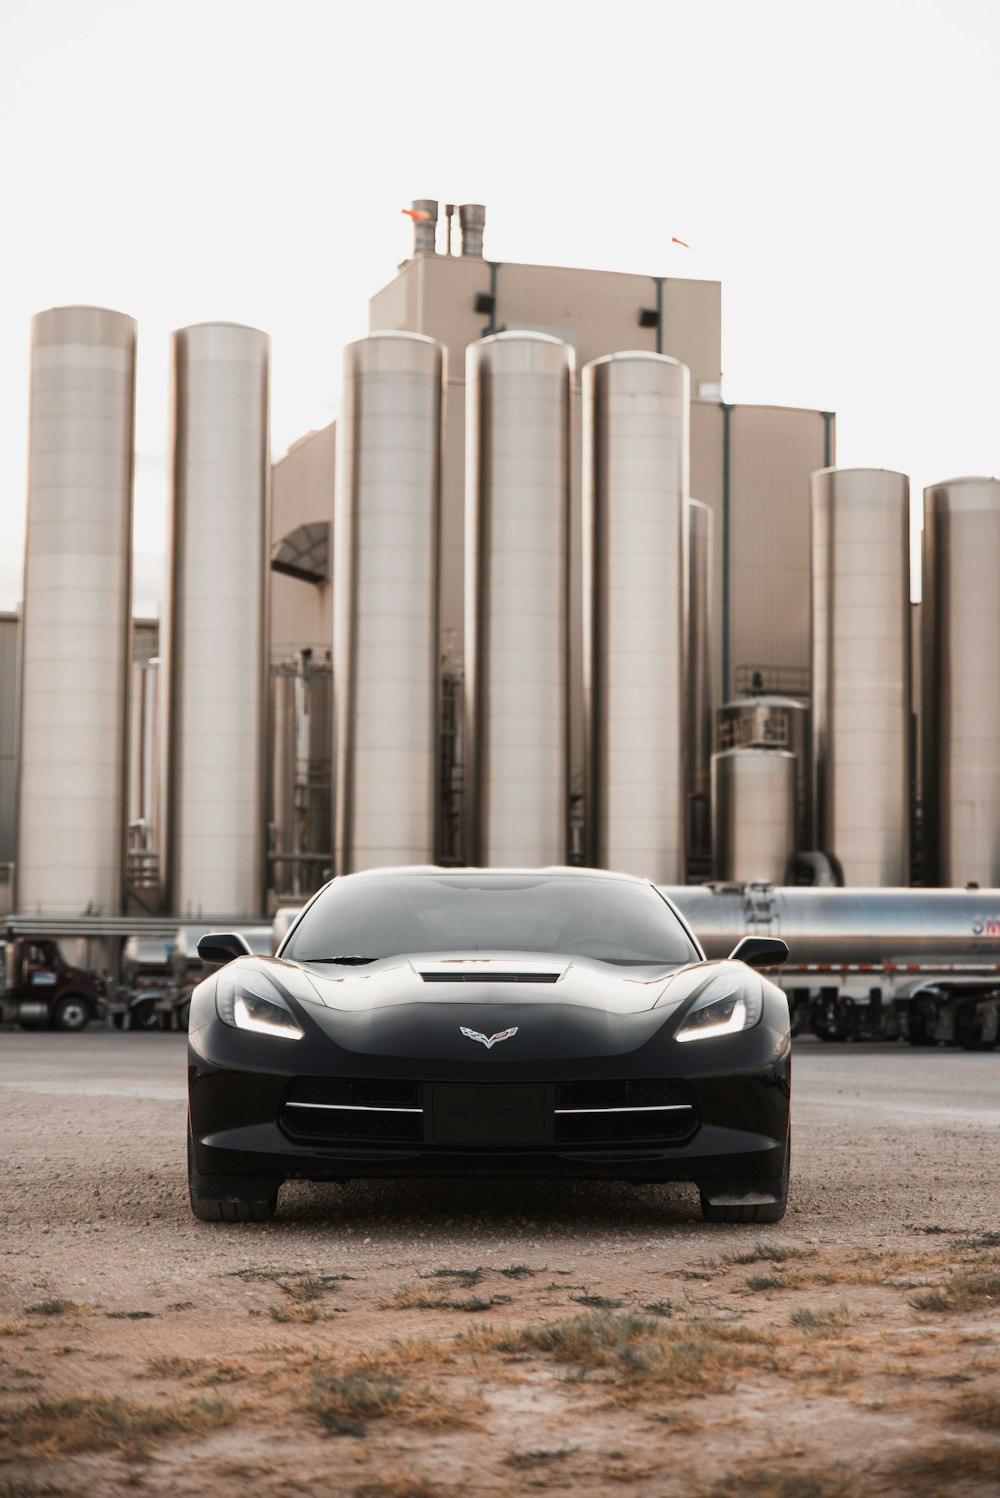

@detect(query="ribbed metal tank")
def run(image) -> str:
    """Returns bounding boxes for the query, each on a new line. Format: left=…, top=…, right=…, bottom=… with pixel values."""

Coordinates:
left=465, top=331, right=573, bottom=866
left=811, top=468, right=910, bottom=885
left=127, top=655, right=161, bottom=897
left=165, top=323, right=270, bottom=918
left=686, top=498, right=713, bottom=866
left=711, top=748, right=795, bottom=885
left=17, top=306, right=136, bottom=916
left=717, top=694, right=810, bottom=853
left=582, top=351, right=689, bottom=881
left=334, top=332, right=445, bottom=873
left=922, top=476, right=1000, bottom=886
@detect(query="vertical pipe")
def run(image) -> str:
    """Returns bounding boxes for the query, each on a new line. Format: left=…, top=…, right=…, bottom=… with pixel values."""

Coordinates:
left=686, top=498, right=713, bottom=867
left=721, top=402, right=732, bottom=703
left=333, top=332, right=445, bottom=873
left=17, top=306, right=136, bottom=917
left=165, top=323, right=270, bottom=918
left=465, top=332, right=573, bottom=866
left=583, top=351, right=690, bottom=881
left=811, top=467, right=910, bottom=885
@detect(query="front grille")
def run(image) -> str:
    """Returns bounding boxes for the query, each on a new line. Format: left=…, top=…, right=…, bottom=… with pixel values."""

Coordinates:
left=280, top=1077, right=423, bottom=1144
left=279, top=1076, right=698, bottom=1149
left=553, top=1078, right=697, bottom=1145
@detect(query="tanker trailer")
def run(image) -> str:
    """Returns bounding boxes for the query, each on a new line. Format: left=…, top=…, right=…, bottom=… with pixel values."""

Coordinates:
left=658, top=884, right=1000, bottom=1048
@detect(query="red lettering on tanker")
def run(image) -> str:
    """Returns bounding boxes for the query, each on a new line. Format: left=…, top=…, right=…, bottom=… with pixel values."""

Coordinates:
left=971, top=917, right=1000, bottom=936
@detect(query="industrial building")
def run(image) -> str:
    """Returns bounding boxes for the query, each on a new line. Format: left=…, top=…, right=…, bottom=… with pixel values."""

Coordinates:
left=4, top=202, right=1000, bottom=942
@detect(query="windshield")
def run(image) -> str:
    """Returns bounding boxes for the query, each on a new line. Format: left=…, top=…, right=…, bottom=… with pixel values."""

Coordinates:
left=283, top=873, right=699, bottom=967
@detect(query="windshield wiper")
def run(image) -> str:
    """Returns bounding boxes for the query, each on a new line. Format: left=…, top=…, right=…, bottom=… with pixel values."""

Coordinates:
left=307, top=955, right=379, bottom=966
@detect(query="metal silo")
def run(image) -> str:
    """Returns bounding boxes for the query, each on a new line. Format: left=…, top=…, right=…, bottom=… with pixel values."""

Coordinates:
left=717, top=694, right=810, bottom=853
left=334, top=332, right=445, bottom=873
left=686, top=498, right=713, bottom=869
left=465, top=331, right=573, bottom=866
left=811, top=467, right=910, bottom=885
left=922, top=476, right=1000, bottom=886
left=165, top=323, right=270, bottom=918
left=711, top=748, right=795, bottom=885
left=17, top=306, right=136, bottom=917
left=582, top=351, right=689, bottom=882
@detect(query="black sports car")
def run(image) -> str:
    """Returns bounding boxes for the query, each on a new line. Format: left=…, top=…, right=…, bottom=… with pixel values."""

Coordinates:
left=187, top=867, right=791, bottom=1225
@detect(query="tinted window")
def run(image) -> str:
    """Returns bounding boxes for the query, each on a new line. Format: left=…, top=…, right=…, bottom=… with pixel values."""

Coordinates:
left=284, top=874, right=699, bottom=966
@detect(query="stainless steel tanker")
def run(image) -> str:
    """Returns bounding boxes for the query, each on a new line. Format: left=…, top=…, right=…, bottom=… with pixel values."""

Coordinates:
left=659, top=883, right=1000, bottom=1049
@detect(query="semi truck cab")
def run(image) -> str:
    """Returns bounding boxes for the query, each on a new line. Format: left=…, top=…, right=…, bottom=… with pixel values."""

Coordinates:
left=1, top=937, right=107, bottom=1031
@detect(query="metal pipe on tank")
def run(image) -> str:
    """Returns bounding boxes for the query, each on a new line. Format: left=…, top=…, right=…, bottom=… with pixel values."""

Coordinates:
left=811, top=467, right=910, bottom=885
left=465, top=331, right=573, bottom=865
left=165, top=323, right=270, bottom=919
left=459, top=204, right=486, bottom=258
left=922, top=476, right=1000, bottom=887
left=410, top=199, right=438, bottom=255
left=334, top=332, right=445, bottom=873
left=711, top=748, right=795, bottom=885
left=686, top=498, right=713, bottom=865
left=16, top=306, right=137, bottom=917
left=583, top=351, right=689, bottom=882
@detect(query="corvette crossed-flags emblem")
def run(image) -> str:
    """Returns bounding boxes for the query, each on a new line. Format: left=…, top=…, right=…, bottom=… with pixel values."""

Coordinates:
left=459, top=1026, right=518, bottom=1050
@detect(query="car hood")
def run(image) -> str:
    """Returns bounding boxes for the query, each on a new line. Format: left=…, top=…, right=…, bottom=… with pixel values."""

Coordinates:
left=268, top=952, right=702, bottom=1014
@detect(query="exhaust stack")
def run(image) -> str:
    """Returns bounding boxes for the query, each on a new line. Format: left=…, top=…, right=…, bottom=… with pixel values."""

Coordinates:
left=459, top=203, right=486, bottom=258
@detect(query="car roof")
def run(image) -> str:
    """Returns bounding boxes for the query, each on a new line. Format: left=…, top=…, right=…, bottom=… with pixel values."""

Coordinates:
left=333, top=866, right=652, bottom=885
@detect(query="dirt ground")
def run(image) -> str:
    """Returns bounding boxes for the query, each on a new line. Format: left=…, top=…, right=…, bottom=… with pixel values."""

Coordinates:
left=1, top=1031, right=998, bottom=1498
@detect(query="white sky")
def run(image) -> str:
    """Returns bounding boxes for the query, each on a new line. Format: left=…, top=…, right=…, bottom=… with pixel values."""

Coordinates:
left=2, top=0, right=998, bottom=613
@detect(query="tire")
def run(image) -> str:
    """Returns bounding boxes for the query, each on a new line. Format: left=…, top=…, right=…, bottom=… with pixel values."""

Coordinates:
left=699, top=1130, right=790, bottom=1225
left=52, top=995, right=91, bottom=1033
left=131, top=1000, right=161, bottom=1031
left=187, top=1125, right=279, bottom=1224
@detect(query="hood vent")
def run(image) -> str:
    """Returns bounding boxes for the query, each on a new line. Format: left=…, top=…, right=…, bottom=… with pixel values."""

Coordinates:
left=419, top=971, right=560, bottom=984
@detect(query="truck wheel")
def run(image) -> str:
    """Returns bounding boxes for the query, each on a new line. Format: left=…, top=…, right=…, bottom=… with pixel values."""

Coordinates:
left=187, top=1124, right=279, bottom=1224
left=53, top=995, right=91, bottom=1032
left=131, top=999, right=161, bottom=1031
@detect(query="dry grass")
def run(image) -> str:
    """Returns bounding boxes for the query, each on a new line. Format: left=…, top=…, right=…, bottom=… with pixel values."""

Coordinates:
left=0, top=1394, right=236, bottom=1458
left=945, top=1390, right=1000, bottom=1432
left=882, top=1439, right=1000, bottom=1492
left=390, top=1284, right=512, bottom=1313
left=303, top=1363, right=484, bottom=1438
left=0, top=1323, right=31, bottom=1338
left=143, top=1354, right=205, bottom=1380
left=503, top=1444, right=579, bottom=1469
left=23, top=1300, right=83, bottom=1318
left=789, top=1305, right=852, bottom=1335
left=353, top=1478, right=452, bottom=1498
left=466, top=1309, right=779, bottom=1400
left=910, top=1270, right=1000, bottom=1313
left=695, top=1465, right=857, bottom=1498
left=724, top=1243, right=816, bottom=1266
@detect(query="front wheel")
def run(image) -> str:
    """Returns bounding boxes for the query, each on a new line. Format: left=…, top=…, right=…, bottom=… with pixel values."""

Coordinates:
left=698, top=1131, right=790, bottom=1225
left=52, top=995, right=91, bottom=1032
left=187, top=1125, right=280, bottom=1223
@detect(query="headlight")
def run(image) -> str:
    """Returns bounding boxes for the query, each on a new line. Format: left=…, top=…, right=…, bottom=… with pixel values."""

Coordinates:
left=675, top=972, right=762, bottom=1043
left=216, top=966, right=305, bottom=1040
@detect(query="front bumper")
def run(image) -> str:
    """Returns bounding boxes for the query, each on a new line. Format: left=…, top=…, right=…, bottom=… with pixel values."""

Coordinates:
left=188, top=1015, right=791, bottom=1190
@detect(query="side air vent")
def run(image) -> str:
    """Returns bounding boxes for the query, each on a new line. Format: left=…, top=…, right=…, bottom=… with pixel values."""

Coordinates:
left=419, top=971, right=560, bottom=984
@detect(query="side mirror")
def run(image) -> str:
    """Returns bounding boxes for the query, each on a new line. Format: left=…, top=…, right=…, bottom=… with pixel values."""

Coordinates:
left=197, top=932, right=253, bottom=967
left=728, top=935, right=788, bottom=970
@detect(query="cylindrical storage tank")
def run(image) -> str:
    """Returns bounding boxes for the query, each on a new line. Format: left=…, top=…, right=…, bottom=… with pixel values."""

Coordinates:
left=465, top=332, right=572, bottom=865
left=686, top=498, right=713, bottom=866
left=711, top=748, right=795, bottom=885
left=334, top=332, right=445, bottom=873
left=165, top=323, right=270, bottom=918
left=922, top=477, right=1000, bottom=886
left=717, top=695, right=810, bottom=853
left=583, top=351, right=689, bottom=881
left=17, top=306, right=136, bottom=916
left=811, top=468, right=910, bottom=885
